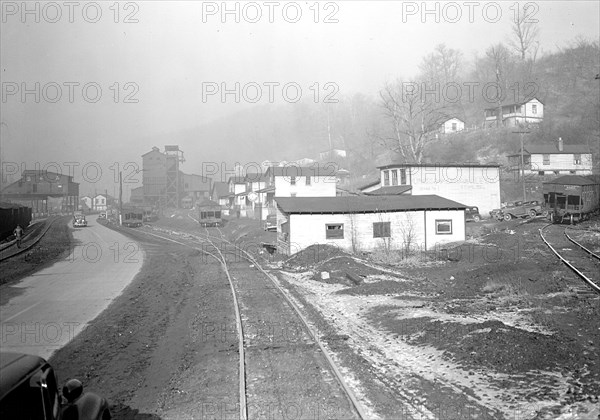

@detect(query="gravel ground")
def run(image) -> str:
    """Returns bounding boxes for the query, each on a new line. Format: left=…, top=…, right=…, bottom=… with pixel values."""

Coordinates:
left=5, top=212, right=598, bottom=419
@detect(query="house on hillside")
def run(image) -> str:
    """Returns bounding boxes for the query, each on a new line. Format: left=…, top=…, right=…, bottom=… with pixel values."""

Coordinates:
left=439, top=118, right=465, bottom=134
left=507, top=138, right=593, bottom=176
left=80, top=196, right=92, bottom=211
left=358, top=163, right=501, bottom=216
left=484, top=98, right=543, bottom=128
left=275, top=195, right=467, bottom=255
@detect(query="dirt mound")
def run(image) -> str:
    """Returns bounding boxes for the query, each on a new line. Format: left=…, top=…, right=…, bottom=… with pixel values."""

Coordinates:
left=284, top=244, right=350, bottom=269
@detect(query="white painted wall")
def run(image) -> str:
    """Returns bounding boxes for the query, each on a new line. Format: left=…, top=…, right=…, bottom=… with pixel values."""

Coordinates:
left=378, top=166, right=500, bottom=216
left=528, top=153, right=593, bottom=174
left=441, top=118, right=465, bottom=134
left=274, top=175, right=336, bottom=197
left=282, top=209, right=465, bottom=255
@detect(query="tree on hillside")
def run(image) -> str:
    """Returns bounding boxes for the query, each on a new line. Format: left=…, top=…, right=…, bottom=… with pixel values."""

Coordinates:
left=508, top=3, right=540, bottom=61
left=377, top=80, right=450, bottom=163
left=419, top=44, right=463, bottom=86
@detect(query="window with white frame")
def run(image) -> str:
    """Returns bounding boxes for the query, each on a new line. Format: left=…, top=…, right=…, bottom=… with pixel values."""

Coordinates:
left=574, top=154, right=581, bottom=165
left=306, top=176, right=311, bottom=185
left=400, top=169, right=407, bottom=185
left=435, top=220, right=452, bottom=235
left=532, top=104, right=537, bottom=114
left=383, top=171, right=390, bottom=186
left=542, top=154, right=550, bottom=165
left=391, top=170, right=398, bottom=186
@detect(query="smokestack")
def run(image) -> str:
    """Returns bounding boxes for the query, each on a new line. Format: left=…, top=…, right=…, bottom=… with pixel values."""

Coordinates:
left=558, top=137, right=563, bottom=152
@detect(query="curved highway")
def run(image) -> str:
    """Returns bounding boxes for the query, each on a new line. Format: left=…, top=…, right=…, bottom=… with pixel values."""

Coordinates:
left=0, top=220, right=143, bottom=359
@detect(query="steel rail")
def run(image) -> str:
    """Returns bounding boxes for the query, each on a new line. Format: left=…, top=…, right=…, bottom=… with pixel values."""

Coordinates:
left=0, top=217, right=60, bottom=262
left=539, top=224, right=600, bottom=294
left=564, top=228, right=600, bottom=261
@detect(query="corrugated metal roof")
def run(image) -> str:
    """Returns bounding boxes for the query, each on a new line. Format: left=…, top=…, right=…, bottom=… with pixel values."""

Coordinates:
left=543, top=175, right=598, bottom=186
left=276, top=195, right=467, bottom=214
left=364, top=185, right=412, bottom=195
left=377, top=162, right=500, bottom=169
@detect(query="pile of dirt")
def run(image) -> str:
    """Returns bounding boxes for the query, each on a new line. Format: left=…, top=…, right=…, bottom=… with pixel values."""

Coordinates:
left=283, top=244, right=350, bottom=270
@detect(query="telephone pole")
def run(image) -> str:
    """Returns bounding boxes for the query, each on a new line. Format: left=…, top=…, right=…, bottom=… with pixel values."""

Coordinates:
left=513, top=130, right=530, bottom=201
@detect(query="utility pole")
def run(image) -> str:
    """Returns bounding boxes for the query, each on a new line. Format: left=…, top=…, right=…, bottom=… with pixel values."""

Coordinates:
left=119, top=171, right=123, bottom=226
left=513, top=130, right=530, bottom=201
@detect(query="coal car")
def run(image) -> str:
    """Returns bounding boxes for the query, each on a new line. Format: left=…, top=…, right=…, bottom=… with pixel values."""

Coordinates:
left=543, top=175, right=600, bottom=223
left=197, top=199, right=222, bottom=227
left=121, top=206, right=144, bottom=227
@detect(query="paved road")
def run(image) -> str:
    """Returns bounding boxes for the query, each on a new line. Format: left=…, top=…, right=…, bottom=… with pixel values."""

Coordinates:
left=0, top=220, right=143, bottom=359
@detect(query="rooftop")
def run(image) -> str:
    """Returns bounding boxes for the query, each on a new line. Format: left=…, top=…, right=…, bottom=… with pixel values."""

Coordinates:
left=266, top=165, right=338, bottom=177
left=276, top=195, right=467, bottom=214
left=377, top=162, right=500, bottom=170
left=364, top=185, right=412, bottom=196
left=543, top=175, right=598, bottom=186
left=508, top=144, right=591, bottom=156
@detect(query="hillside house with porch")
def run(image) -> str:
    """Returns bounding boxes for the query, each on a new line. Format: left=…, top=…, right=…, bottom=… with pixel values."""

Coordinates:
left=484, top=98, right=543, bottom=128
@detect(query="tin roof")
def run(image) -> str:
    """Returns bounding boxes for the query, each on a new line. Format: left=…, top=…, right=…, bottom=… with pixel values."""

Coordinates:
left=276, top=195, right=467, bottom=214
left=507, top=144, right=591, bottom=156
left=377, top=162, right=500, bottom=169
left=543, top=175, right=598, bottom=186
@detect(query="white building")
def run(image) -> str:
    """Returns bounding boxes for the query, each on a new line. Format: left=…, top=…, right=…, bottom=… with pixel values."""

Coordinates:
left=439, top=118, right=465, bottom=134
left=266, top=165, right=337, bottom=198
left=484, top=98, right=544, bottom=128
left=275, top=195, right=466, bottom=255
left=507, top=139, right=593, bottom=176
left=359, top=163, right=501, bottom=216
left=93, top=194, right=108, bottom=211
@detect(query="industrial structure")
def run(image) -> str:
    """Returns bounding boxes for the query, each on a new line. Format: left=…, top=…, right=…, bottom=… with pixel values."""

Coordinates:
left=0, top=169, right=79, bottom=216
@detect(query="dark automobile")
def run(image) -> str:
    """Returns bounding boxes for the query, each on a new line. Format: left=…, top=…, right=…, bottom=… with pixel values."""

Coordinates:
left=0, top=352, right=110, bottom=420
left=465, top=206, right=481, bottom=222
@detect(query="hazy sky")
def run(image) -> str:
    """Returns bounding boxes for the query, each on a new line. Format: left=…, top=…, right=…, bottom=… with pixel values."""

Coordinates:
left=1, top=1, right=598, bottom=194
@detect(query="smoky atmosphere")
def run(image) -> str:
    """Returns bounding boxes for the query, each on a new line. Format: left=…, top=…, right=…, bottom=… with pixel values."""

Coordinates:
left=1, top=1, right=599, bottom=419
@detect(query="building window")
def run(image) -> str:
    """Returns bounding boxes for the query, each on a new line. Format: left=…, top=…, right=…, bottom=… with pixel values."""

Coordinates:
left=554, top=171, right=560, bottom=175
left=400, top=169, right=407, bottom=185
left=542, top=154, right=550, bottom=165
left=570, top=170, right=576, bottom=174
left=373, top=222, right=391, bottom=238
left=574, top=154, right=581, bottom=165
left=532, top=104, right=537, bottom=114
left=383, top=171, right=390, bottom=186
left=391, top=170, right=398, bottom=186
left=290, top=176, right=296, bottom=186
left=290, top=193, right=297, bottom=197
left=306, top=176, right=311, bottom=186
left=325, top=223, right=344, bottom=239
left=435, top=220, right=452, bottom=235
left=538, top=171, right=545, bottom=175
left=451, top=122, right=457, bottom=131
left=32, top=184, right=37, bottom=192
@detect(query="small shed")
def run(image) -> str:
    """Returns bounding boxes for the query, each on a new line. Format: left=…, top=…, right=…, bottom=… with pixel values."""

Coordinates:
left=275, top=195, right=467, bottom=255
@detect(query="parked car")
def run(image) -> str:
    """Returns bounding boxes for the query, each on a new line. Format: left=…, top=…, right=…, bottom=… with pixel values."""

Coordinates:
left=263, top=214, right=277, bottom=232
left=497, top=200, right=544, bottom=221
left=0, top=352, right=110, bottom=419
left=465, top=206, right=482, bottom=222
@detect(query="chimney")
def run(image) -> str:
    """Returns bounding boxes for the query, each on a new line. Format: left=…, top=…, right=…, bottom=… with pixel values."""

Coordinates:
left=558, top=137, right=563, bottom=152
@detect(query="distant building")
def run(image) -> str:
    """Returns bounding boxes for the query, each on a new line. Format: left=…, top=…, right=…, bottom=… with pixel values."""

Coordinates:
left=1, top=170, right=79, bottom=215
left=266, top=165, right=338, bottom=198
left=507, top=138, right=593, bottom=176
left=358, top=163, right=501, bottom=216
left=130, top=187, right=144, bottom=205
left=439, top=118, right=465, bottom=134
left=319, top=149, right=347, bottom=161
left=484, top=98, right=543, bottom=128
left=275, top=195, right=467, bottom=255
left=211, top=182, right=230, bottom=207
left=80, top=195, right=93, bottom=210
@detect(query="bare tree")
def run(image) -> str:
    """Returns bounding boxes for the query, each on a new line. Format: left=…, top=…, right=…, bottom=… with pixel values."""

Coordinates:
left=399, top=213, right=417, bottom=257
left=378, top=80, right=450, bottom=163
left=508, top=4, right=540, bottom=61
left=419, top=44, right=463, bottom=85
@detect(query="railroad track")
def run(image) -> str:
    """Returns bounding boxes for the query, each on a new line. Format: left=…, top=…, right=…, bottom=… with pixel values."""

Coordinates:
left=128, top=221, right=367, bottom=419
left=539, top=224, right=600, bottom=295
